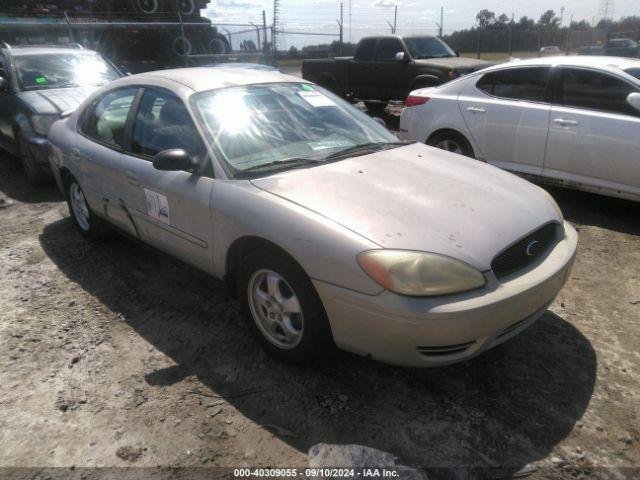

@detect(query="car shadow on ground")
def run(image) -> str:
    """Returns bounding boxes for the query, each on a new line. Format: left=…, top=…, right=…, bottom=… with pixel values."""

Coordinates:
left=544, top=185, right=640, bottom=236
left=0, top=154, right=62, bottom=204
left=39, top=215, right=597, bottom=477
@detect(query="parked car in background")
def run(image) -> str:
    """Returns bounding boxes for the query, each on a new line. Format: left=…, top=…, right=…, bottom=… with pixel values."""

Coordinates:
left=302, top=35, right=492, bottom=111
left=399, top=56, right=640, bottom=201
left=540, top=46, right=561, bottom=56
left=579, top=38, right=639, bottom=58
left=0, top=43, right=121, bottom=184
left=48, top=67, right=576, bottom=367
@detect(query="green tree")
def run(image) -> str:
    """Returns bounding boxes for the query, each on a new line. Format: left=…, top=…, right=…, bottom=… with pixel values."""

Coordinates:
left=476, top=9, right=495, bottom=29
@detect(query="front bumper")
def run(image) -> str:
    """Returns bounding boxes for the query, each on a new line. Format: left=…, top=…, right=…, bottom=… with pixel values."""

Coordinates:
left=314, top=221, right=578, bottom=367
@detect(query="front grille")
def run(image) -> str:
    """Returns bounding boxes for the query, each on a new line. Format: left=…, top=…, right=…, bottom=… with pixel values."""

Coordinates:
left=416, top=341, right=475, bottom=357
left=492, top=223, right=560, bottom=279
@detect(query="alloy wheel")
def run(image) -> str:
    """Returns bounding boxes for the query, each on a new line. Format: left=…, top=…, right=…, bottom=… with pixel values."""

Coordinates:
left=69, top=183, right=90, bottom=232
left=435, top=139, right=463, bottom=154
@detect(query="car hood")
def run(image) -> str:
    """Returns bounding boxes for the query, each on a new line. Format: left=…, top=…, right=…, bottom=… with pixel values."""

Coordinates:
left=18, top=86, right=98, bottom=115
left=415, top=57, right=493, bottom=71
left=250, top=143, right=561, bottom=271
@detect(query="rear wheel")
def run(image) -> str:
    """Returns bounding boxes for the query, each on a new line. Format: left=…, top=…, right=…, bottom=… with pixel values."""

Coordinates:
left=427, top=131, right=474, bottom=158
left=66, top=178, right=111, bottom=240
left=364, top=101, right=388, bottom=113
left=18, top=135, right=50, bottom=186
left=239, top=249, right=332, bottom=363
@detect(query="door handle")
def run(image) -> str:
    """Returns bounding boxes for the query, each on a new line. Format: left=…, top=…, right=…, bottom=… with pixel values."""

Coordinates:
left=467, top=106, right=486, bottom=113
left=553, top=118, right=579, bottom=126
left=125, top=171, right=140, bottom=186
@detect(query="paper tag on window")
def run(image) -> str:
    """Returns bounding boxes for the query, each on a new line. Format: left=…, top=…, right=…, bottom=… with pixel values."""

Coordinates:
left=144, top=189, right=171, bottom=225
left=298, top=90, right=336, bottom=107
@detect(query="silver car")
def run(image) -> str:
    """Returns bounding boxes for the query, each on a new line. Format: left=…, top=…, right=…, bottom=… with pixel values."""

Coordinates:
left=48, top=67, right=578, bottom=367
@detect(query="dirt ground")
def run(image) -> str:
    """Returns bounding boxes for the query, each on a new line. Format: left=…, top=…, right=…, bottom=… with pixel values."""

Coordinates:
left=0, top=151, right=639, bottom=480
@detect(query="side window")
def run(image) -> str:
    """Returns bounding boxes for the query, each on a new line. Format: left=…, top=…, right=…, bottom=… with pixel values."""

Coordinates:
left=131, top=89, right=201, bottom=158
left=80, top=88, right=138, bottom=148
left=354, top=38, right=377, bottom=61
left=476, top=72, right=495, bottom=95
left=375, top=38, right=404, bottom=61
left=561, top=68, right=638, bottom=116
left=490, top=67, right=550, bottom=102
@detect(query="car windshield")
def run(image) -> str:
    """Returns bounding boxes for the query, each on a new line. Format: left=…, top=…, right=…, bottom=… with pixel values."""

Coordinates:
left=192, top=82, right=400, bottom=176
left=404, top=37, right=456, bottom=59
left=14, top=53, right=120, bottom=91
left=625, top=68, right=640, bottom=81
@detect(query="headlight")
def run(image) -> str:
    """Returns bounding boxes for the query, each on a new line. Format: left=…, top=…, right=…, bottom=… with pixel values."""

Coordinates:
left=31, top=115, right=58, bottom=136
left=358, top=250, right=486, bottom=297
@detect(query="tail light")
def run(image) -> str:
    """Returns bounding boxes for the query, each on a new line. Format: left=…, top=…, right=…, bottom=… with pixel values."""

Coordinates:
left=405, top=95, right=429, bottom=107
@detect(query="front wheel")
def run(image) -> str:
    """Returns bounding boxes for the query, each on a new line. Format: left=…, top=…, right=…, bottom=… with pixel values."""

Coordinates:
left=239, top=250, right=332, bottom=363
left=66, top=178, right=111, bottom=240
left=18, top=135, right=50, bottom=186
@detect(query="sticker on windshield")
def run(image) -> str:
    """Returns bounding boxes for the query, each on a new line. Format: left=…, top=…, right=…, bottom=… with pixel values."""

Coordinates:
left=144, top=188, right=170, bottom=225
left=35, top=76, right=47, bottom=84
left=298, top=90, right=336, bottom=107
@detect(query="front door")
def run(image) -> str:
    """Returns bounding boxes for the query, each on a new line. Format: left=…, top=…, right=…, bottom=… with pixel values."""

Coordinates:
left=368, top=37, right=412, bottom=100
left=543, top=67, right=640, bottom=199
left=458, top=66, right=552, bottom=175
left=117, top=87, right=214, bottom=272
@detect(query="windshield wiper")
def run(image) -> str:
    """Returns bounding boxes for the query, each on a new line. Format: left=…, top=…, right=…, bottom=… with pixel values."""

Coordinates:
left=236, top=157, right=321, bottom=177
left=324, top=141, right=411, bottom=161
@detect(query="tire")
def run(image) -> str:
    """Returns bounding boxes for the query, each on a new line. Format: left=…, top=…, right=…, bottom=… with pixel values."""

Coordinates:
left=18, top=135, right=51, bottom=186
left=176, top=0, right=196, bottom=15
left=364, top=101, right=388, bottom=113
left=133, top=0, right=159, bottom=14
left=238, top=249, right=333, bottom=364
left=66, top=177, right=111, bottom=241
left=427, top=130, right=474, bottom=158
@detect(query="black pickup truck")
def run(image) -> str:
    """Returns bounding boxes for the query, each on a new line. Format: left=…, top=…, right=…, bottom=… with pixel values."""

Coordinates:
left=302, top=35, right=492, bottom=110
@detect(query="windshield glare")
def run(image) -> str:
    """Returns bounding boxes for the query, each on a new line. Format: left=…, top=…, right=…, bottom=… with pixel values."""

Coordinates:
left=404, top=37, right=456, bottom=59
left=15, top=53, right=120, bottom=91
left=193, top=83, right=397, bottom=175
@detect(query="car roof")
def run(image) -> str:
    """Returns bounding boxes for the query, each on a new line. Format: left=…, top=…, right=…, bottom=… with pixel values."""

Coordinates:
left=485, top=55, right=640, bottom=72
left=115, top=67, right=303, bottom=92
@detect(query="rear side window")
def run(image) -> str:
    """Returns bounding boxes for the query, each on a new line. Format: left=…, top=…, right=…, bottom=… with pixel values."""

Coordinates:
left=80, top=88, right=138, bottom=148
left=561, top=68, right=638, bottom=116
left=626, top=68, right=640, bottom=81
left=476, top=67, right=550, bottom=102
left=354, top=38, right=377, bottom=61
left=131, top=88, right=200, bottom=158
left=376, top=38, right=404, bottom=61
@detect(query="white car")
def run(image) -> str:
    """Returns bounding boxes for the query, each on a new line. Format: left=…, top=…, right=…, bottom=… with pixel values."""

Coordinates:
left=399, top=56, right=640, bottom=201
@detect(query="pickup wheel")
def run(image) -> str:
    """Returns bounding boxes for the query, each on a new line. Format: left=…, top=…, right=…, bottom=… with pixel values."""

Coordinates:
left=427, top=130, right=474, bottom=158
left=364, top=101, right=388, bottom=113
left=18, top=134, right=51, bottom=186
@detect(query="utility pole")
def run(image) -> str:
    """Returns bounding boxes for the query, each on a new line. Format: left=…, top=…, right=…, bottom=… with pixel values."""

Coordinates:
left=272, top=0, right=280, bottom=67
left=439, top=7, right=443, bottom=37
left=393, top=4, right=398, bottom=34
left=337, top=2, right=344, bottom=56
left=349, top=0, right=352, bottom=43
left=262, top=10, right=268, bottom=60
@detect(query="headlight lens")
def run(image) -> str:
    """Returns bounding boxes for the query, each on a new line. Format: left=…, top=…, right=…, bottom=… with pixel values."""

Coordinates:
left=31, top=114, right=58, bottom=136
left=358, top=250, right=486, bottom=296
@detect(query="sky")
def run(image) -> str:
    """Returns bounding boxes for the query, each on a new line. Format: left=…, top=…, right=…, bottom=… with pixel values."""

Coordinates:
left=204, top=0, right=638, bottom=48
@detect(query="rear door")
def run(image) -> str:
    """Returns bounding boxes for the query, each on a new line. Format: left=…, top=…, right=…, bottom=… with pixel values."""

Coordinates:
left=350, top=38, right=378, bottom=99
left=543, top=67, right=640, bottom=198
left=458, top=66, right=552, bottom=175
left=117, top=87, right=214, bottom=272
left=75, top=86, right=140, bottom=234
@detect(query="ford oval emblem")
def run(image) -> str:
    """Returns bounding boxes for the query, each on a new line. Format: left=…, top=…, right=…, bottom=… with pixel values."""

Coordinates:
left=526, top=240, right=541, bottom=257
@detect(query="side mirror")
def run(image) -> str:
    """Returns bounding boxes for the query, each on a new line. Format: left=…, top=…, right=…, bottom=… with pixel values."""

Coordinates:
left=395, top=51, right=407, bottom=63
left=454, top=51, right=460, bottom=57
left=627, top=92, right=640, bottom=112
left=0, top=77, right=7, bottom=91
left=152, top=149, right=198, bottom=172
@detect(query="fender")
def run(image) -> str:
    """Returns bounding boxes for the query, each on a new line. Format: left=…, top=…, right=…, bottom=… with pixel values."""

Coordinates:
left=14, top=112, right=35, bottom=138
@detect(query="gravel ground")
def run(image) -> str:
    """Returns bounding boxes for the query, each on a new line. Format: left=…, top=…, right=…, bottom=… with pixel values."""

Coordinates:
left=0, top=151, right=639, bottom=480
